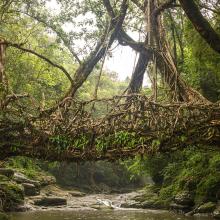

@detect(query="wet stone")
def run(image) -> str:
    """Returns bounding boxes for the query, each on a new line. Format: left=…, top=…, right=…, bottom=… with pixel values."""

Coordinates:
left=34, top=197, right=67, bottom=207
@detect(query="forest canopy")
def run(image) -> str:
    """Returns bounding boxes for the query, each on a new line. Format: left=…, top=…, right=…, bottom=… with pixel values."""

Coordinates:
left=0, top=0, right=220, bottom=110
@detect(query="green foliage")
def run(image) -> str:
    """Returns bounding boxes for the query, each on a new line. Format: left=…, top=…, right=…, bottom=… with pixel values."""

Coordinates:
left=113, top=131, right=136, bottom=148
left=44, top=160, right=141, bottom=189
left=182, top=21, right=220, bottom=102
left=196, top=174, right=220, bottom=203
left=95, top=132, right=146, bottom=152
left=161, top=147, right=220, bottom=204
left=6, top=157, right=43, bottom=179
left=124, top=153, right=169, bottom=185
left=73, top=135, right=90, bottom=150
left=50, top=135, right=72, bottom=152
left=127, top=146, right=220, bottom=205
left=197, top=202, right=216, bottom=213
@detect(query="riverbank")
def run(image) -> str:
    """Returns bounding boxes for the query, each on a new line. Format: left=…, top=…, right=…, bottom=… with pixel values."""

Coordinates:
left=1, top=162, right=220, bottom=220
left=0, top=154, right=220, bottom=219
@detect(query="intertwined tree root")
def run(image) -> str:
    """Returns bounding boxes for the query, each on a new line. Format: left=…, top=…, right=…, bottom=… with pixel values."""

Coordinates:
left=0, top=94, right=220, bottom=161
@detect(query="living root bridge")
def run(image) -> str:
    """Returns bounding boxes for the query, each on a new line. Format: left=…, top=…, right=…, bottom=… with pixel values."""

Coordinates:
left=0, top=95, right=220, bottom=161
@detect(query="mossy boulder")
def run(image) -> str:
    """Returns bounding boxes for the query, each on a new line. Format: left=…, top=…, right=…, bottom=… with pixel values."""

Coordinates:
left=196, top=202, right=216, bottom=213
left=121, top=200, right=143, bottom=208
left=170, top=203, right=192, bottom=213
left=13, top=172, right=40, bottom=187
left=22, top=183, right=40, bottom=196
left=36, top=175, right=56, bottom=187
left=132, top=186, right=170, bottom=209
left=174, top=191, right=194, bottom=206
left=195, top=174, right=220, bottom=203
left=69, top=191, right=86, bottom=197
left=0, top=182, right=24, bottom=211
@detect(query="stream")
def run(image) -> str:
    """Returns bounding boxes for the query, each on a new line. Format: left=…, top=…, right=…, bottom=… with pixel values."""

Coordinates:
left=11, top=209, right=213, bottom=220
left=7, top=186, right=216, bottom=220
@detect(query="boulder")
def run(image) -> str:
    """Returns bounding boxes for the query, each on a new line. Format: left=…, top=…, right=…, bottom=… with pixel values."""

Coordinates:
left=13, top=173, right=40, bottom=187
left=0, top=168, right=14, bottom=178
left=90, top=204, right=113, bottom=210
left=196, top=202, right=216, bottom=213
left=0, top=182, right=24, bottom=211
left=37, top=175, right=56, bottom=186
left=69, top=191, right=86, bottom=197
left=121, top=201, right=143, bottom=208
left=22, top=183, right=40, bottom=196
left=174, top=191, right=194, bottom=206
left=170, top=203, right=192, bottom=213
left=141, top=200, right=166, bottom=209
left=213, top=209, right=220, bottom=219
left=34, top=197, right=67, bottom=206
left=13, top=204, right=31, bottom=212
left=141, top=200, right=156, bottom=209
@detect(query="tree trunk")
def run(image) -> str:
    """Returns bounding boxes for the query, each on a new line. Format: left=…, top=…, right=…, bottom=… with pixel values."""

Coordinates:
left=127, top=52, right=151, bottom=94
left=150, top=0, right=209, bottom=103
left=0, top=40, right=7, bottom=108
left=179, top=0, right=220, bottom=54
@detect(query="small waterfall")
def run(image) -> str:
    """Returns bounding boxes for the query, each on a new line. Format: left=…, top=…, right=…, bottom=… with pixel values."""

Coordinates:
left=97, top=199, right=122, bottom=209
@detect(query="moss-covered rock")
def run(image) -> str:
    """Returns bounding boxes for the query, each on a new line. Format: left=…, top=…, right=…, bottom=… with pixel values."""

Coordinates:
left=196, top=202, right=216, bottom=213
left=0, top=182, right=24, bottom=211
left=174, top=191, right=194, bottom=206
left=22, top=183, right=40, bottom=196
left=132, top=186, right=170, bottom=209
left=13, top=172, right=40, bottom=187
left=36, top=175, right=56, bottom=187
left=195, top=174, right=220, bottom=203
left=170, top=203, right=192, bottom=213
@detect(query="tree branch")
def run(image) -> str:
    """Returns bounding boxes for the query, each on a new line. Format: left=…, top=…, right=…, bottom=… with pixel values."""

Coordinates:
left=130, top=0, right=145, bottom=12
left=41, top=0, right=128, bottom=115
left=14, top=10, right=82, bottom=64
left=154, top=0, right=176, bottom=17
left=3, top=41, right=74, bottom=84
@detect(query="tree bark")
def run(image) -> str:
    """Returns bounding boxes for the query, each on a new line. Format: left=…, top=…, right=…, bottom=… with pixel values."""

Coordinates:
left=0, top=40, right=7, bottom=108
left=65, top=0, right=128, bottom=98
left=179, top=0, right=220, bottom=54
left=127, top=52, right=151, bottom=94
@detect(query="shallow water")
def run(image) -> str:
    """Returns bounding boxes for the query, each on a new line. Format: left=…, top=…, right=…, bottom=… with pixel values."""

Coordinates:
left=11, top=210, right=213, bottom=220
